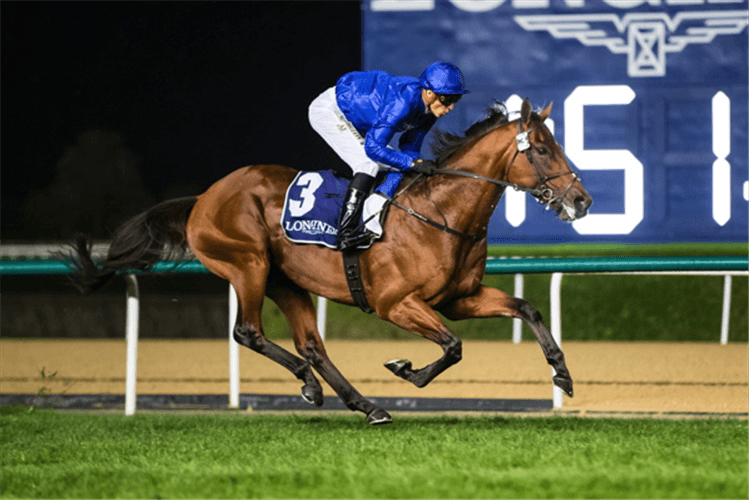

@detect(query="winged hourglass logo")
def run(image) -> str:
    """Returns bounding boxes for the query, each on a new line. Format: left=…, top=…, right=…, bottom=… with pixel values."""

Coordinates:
left=515, top=10, right=749, bottom=77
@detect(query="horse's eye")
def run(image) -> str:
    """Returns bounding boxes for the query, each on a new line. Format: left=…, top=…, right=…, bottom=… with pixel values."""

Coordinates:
left=537, top=146, right=549, bottom=155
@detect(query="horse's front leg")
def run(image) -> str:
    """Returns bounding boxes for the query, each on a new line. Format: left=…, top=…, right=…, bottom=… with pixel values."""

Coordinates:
left=440, top=285, right=573, bottom=397
left=379, top=294, right=462, bottom=388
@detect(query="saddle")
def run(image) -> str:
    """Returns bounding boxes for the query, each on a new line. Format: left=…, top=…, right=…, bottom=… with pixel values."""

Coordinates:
left=282, top=169, right=390, bottom=312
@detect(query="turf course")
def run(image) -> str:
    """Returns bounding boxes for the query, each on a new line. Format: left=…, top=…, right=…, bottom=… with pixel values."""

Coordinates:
left=1, top=407, right=746, bottom=499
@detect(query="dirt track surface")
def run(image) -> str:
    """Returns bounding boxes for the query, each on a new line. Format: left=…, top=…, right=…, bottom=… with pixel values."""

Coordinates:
left=1, top=339, right=747, bottom=414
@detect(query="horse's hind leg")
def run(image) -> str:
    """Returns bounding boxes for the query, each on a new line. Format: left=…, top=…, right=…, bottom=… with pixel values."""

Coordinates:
left=233, top=317, right=324, bottom=407
left=266, top=270, right=392, bottom=425
left=229, top=267, right=324, bottom=406
left=441, top=285, right=573, bottom=397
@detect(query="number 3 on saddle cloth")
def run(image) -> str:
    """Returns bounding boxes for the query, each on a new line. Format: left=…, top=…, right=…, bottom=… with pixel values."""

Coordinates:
left=282, top=170, right=390, bottom=250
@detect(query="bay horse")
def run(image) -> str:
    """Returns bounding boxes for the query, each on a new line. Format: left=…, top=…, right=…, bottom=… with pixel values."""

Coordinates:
left=63, top=98, right=592, bottom=425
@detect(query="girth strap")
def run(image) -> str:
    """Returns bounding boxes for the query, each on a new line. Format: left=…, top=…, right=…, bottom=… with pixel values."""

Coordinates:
left=342, top=250, right=373, bottom=313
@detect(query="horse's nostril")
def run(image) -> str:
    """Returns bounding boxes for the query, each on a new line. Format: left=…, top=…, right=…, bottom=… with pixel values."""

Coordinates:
left=574, top=196, right=591, bottom=215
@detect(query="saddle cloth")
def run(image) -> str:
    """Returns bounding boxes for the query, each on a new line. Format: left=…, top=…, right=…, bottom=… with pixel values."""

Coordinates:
left=281, top=170, right=388, bottom=249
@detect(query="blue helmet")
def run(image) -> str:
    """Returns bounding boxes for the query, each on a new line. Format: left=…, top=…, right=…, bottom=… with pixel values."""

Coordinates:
left=419, top=61, right=470, bottom=95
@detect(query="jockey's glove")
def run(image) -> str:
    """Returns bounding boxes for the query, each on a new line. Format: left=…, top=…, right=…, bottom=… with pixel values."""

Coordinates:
left=410, top=158, right=437, bottom=176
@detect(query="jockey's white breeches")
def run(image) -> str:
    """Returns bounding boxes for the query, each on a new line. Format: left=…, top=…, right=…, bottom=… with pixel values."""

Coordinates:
left=308, top=87, right=384, bottom=177
left=308, top=87, right=392, bottom=237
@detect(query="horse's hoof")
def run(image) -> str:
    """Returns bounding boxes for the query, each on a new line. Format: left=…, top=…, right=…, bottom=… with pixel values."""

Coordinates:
left=553, top=375, right=574, bottom=397
left=366, top=408, right=393, bottom=426
left=301, top=385, right=324, bottom=407
left=384, top=359, right=412, bottom=377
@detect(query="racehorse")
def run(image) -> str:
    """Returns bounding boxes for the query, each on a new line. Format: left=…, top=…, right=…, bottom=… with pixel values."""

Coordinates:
left=63, top=98, right=592, bottom=425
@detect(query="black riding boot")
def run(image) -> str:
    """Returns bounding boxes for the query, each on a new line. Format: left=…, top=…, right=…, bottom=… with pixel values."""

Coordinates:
left=336, top=173, right=376, bottom=251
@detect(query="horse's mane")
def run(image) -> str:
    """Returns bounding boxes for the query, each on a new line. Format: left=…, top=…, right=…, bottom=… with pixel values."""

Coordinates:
left=430, top=101, right=511, bottom=166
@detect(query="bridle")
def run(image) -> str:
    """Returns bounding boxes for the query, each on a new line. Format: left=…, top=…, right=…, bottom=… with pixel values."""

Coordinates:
left=387, top=119, right=581, bottom=241
left=437, top=119, right=579, bottom=207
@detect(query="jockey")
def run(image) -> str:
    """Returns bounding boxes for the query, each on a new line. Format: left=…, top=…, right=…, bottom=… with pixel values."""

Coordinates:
left=308, top=61, right=469, bottom=251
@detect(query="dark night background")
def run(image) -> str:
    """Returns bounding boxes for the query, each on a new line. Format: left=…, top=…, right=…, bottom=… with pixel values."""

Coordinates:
left=2, top=1, right=362, bottom=241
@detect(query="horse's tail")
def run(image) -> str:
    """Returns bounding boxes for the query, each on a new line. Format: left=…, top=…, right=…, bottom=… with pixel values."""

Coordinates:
left=59, top=196, right=198, bottom=295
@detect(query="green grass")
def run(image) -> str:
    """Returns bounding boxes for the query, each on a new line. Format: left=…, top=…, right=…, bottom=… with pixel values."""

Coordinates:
left=1, top=407, right=746, bottom=499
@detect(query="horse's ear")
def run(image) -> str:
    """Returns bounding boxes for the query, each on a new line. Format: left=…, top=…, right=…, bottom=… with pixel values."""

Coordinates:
left=521, top=98, right=532, bottom=125
left=539, top=102, right=553, bottom=121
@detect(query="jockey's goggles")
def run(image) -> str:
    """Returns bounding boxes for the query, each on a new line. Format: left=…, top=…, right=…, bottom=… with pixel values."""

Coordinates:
left=437, top=93, right=463, bottom=106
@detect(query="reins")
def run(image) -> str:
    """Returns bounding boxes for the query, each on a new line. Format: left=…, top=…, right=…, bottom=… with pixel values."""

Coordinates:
left=384, top=118, right=580, bottom=241
left=388, top=197, right=483, bottom=241
left=431, top=167, right=542, bottom=196
left=368, top=174, right=481, bottom=241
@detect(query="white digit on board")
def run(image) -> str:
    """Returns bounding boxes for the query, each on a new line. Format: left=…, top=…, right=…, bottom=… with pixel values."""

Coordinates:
left=712, top=91, right=731, bottom=226
left=565, top=85, right=644, bottom=235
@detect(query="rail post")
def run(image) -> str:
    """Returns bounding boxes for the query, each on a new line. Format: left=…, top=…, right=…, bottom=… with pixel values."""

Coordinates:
left=317, top=296, right=328, bottom=341
left=550, top=272, right=564, bottom=409
left=721, top=275, right=732, bottom=345
left=512, top=273, right=524, bottom=343
left=228, top=285, right=240, bottom=408
left=124, top=274, right=139, bottom=416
